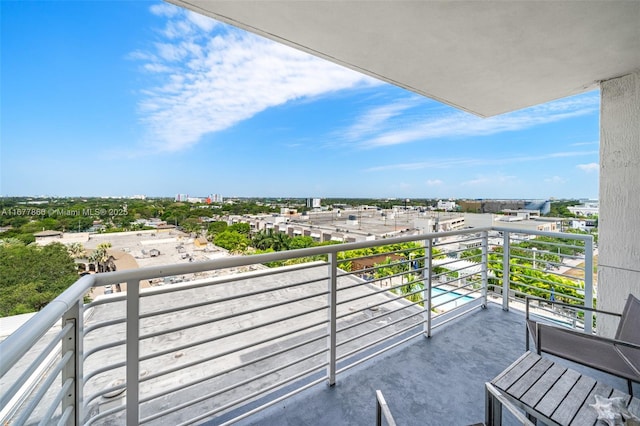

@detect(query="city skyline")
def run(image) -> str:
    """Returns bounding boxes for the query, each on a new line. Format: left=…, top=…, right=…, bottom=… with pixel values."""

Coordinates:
left=1, top=2, right=599, bottom=199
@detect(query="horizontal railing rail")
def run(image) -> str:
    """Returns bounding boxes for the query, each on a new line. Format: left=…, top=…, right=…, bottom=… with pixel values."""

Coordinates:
left=0, top=226, right=594, bottom=425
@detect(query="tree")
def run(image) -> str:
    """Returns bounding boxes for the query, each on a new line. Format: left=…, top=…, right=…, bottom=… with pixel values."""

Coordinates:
left=10, top=216, right=29, bottom=228
left=251, top=229, right=295, bottom=251
left=58, top=216, right=93, bottom=232
left=546, top=200, right=580, bottom=218
left=289, top=236, right=314, bottom=250
left=113, top=214, right=134, bottom=230
left=460, top=248, right=482, bottom=261
left=228, top=222, right=251, bottom=235
left=0, top=241, right=79, bottom=316
left=0, top=228, right=36, bottom=245
left=207, top=221, right=228, bottom=239
left=252, top=229, right=276, bottom=250
left=88, top=242, right=112, bottom=273
left=21, top=218, right=62, bottom=234
left=181, top=218, right=202, bottom=234
left=486, top=245, right=583, bottom=304
left=67, top=242, right=86, bottom=259
left=271, top=232, right=291, bottom=251
left=214, top=231, right=249, bottom=253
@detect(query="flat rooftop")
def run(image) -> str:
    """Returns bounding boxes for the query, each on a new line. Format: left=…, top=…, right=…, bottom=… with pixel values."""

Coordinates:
left=81, top=263, right=426, bottom=424
left=290, top=209, right=466, bottom=238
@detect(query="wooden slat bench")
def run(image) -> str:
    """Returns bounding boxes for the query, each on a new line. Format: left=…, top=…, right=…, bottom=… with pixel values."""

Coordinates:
left=486, top=351, right=640, bottom=425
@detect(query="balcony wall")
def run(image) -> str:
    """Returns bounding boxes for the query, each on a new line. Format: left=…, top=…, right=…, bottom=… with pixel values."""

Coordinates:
left=599, top=70, right=640, bottom=336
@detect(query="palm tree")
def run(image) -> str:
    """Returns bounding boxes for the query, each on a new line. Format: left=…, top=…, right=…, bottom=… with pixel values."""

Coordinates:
left=90, top=242, right=112, bottom=273
left=66, top=242, right=86, bottom=259
left=271, top=232, right=291, bottom=251
left=251, top=229, right=292, bottom=251
left=252, top=229, right=276, bottom=250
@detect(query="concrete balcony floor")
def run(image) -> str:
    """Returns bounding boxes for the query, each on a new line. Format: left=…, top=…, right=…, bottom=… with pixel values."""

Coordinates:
left=223, top=303, right=635, bottom=426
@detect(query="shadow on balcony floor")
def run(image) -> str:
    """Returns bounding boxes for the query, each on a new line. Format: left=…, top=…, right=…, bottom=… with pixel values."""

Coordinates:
left=221, top=303, right=523, bottom=426
left=208, top=302, right=636, bottom=426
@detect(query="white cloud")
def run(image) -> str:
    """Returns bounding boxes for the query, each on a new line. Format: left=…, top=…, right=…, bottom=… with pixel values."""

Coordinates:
left=342, top=98, right=422, bottom=141
left=143, top=63, right=172, bottom=73
left=571, top=141, right=599, bottom=147
left=577, top=163, right=599, bottom=173
left=343, top=92, right=599, bottom=149
left=186, top=11, right=218, bottom=32
left=426, top=179, right=443, bottom=186
left=134, top=7, right=379, bottom=151
left=149, top=3, right=179, bottom=18
left=364, top=150, right=598, bottom=172
left=461, top=174, right=516, bottom=187
left=544, top=176, right=566, bottom=184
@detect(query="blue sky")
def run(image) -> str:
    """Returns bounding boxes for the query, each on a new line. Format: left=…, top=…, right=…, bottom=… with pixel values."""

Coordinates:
left=1, top=1, right=600, bottom=200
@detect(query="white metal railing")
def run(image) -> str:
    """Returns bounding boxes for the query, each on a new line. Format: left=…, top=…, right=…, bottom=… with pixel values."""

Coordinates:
left=375, top=390, right=397, bottom=426
left=492, top=227, right=594, bottom=333
left=0, top=226, right=594, bottom=425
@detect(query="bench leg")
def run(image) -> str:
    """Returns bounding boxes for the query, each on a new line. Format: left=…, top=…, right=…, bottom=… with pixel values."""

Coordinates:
left=486, top=384, right=502, bottom=426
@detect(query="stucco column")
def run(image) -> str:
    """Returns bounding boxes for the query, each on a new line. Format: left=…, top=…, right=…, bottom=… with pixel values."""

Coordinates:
left=598, top=70, right=640, bottom=337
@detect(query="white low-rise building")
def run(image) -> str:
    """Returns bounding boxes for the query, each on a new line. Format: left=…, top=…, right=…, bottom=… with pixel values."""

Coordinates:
left=568, top=202, right=599, bottom=217
left=437, top=200, right=458, bottom=211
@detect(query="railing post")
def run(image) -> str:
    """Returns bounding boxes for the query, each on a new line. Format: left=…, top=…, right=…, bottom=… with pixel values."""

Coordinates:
left=425, top=238, right=433, bottom=337
left=481, top=231, right=488, bottom=307
left=126, top=280, right=140, bottom=425
left=502, top=232, right=510, bottom=311
left=62, top=300, right=83, bottom=426
left=327, top=253, right=337, bottom=386
left=583, top=237, right=594, bottom=334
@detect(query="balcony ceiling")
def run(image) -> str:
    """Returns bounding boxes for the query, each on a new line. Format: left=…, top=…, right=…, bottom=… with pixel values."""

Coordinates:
left=167, top=1, right=640, bottom=117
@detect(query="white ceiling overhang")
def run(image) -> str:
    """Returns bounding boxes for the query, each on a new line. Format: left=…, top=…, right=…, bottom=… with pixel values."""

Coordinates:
left=167, top=1, right=640, bottom=117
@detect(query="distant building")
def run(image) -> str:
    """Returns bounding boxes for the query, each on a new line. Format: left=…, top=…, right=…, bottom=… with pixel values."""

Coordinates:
left=351, top=254, right=403, bottom=276
left=436, top=200, right=458, bottom=211
left=146, top=218, right=167, bottom=228
left=34, top=230, right=63, bottom=238
left=306, top=198, right=321, bottom=209
left=568, top=202, right=599, bottom=217
left=34, top=230, right=63, bottom=245
left=415, top=215, right=465, bottom=233
left=458, top=199, right=550, bottom=214
left=570, top=218, right=598, bottom=231
left=194, top=236, right=208, bottom=248
left=493, top=216, right=558, bottom=232
left=184, top=194, right=225, bottom=203
left=524, top=200, right=551, bottom=215
left=501, top=209, right=541, bottom=220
